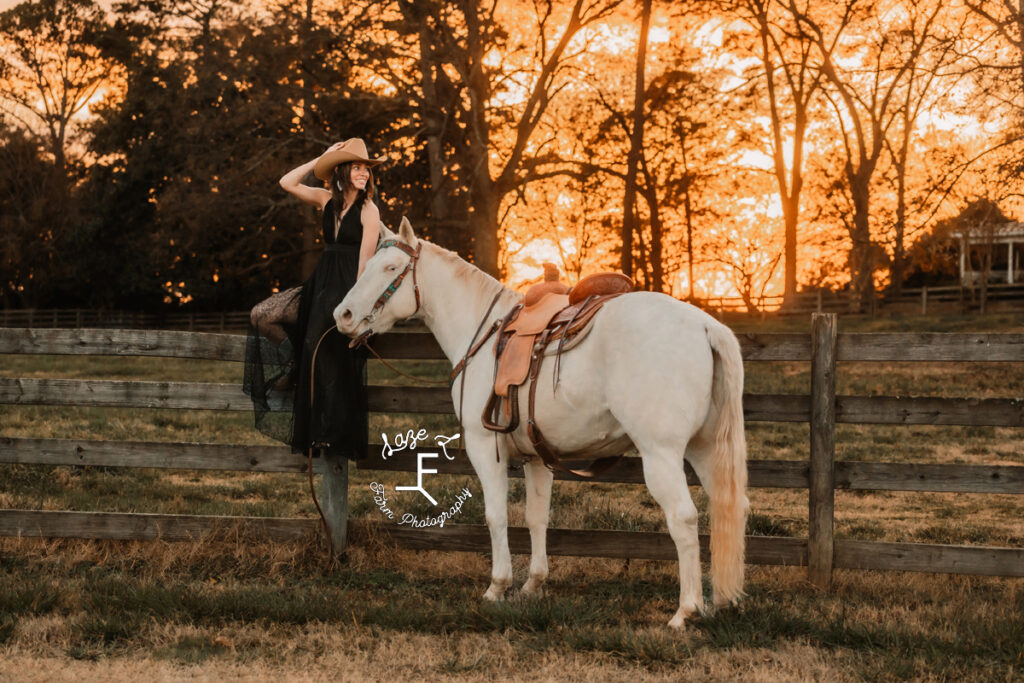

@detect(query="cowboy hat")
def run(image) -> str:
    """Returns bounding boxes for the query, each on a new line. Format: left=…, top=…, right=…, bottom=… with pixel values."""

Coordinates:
left=314, top=138, right=387, bottom=181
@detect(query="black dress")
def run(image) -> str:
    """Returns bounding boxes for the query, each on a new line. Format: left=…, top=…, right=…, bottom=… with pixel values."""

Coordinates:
left=243, top=198, right=369, bottom=461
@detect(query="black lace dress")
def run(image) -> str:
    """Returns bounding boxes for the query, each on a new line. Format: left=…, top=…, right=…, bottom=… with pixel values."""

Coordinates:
left=243, top=199, right=369, bottom=460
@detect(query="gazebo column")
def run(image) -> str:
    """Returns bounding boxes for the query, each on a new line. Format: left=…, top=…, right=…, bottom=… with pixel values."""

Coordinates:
left=1010, top=241, right=1016, bottom=284
left=959, top=242, right=967, bottom=285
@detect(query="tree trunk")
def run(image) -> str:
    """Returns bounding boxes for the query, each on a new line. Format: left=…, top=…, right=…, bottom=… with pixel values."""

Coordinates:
left=782, top=194, right=799, bottom=302
left=781, top=110, right=808, bottom=306
left=413, top=4, right=449, bottom=225
left=848, top=170, right=875, bottom=311
left=645, top=183, right=665, bottom=292
left=892, top=162, right=907, bottom=297
left=622, top=0, right=652, bottom=278
left=463, top=2, right=499, bottom=277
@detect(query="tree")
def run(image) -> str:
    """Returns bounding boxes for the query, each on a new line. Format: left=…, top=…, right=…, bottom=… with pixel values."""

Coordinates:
left=365, top=0, right=622, bottom=277
left=791, top=0, right=944, bottom=309
left=734, top=0, right=823, bottom=305
left=0, top=0, right=113, bottom=181
left=0, top=126, right=72, bottom=308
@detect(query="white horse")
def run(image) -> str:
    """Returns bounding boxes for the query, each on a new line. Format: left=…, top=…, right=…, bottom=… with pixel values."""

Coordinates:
left=334, top=219, right=749, bottom=628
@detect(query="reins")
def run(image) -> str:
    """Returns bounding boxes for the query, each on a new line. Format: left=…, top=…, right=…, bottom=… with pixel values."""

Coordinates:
left=360, top=340, right=449, bottom=385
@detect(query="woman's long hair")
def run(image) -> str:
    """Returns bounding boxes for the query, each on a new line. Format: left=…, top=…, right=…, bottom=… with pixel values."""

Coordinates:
left=329, top=161, right=376, bottom=241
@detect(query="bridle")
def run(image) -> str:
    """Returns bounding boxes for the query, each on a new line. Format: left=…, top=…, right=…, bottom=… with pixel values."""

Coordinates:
left=350, top=238, right=422, bottom=347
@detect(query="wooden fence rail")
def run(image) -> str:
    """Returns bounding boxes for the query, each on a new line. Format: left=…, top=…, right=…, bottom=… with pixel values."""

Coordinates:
left=4, top=284, right=1024, bottom=330
left=1, top=320, right=1023, bottom=584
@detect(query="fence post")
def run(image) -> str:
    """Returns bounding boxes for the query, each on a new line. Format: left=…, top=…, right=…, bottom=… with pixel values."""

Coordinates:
left=921, top=286, right=928, bottom=315
left=808, top=312, right=837, bottom=588
left=321, top=452, right=349, bottom=559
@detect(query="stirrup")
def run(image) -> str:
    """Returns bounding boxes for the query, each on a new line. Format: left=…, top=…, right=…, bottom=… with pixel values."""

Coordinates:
left=481, top=388, right=520, bottom=433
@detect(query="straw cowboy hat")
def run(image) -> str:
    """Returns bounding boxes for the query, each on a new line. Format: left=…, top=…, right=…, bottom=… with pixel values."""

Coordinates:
left=313, top=138, right=387, bottom=181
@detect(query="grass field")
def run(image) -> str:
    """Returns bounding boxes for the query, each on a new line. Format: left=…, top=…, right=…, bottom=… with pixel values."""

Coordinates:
left=1, top=312, right=1023, bottom=681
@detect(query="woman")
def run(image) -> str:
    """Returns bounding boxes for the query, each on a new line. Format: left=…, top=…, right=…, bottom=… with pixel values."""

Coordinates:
left=244, top=138, right=386, bottom=461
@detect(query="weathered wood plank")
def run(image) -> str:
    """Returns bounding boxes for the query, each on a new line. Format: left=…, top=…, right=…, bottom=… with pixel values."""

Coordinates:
left=0, top=437, right=318, bottom=473
left=353, top=522, right=808, bottom=566
left=0, top=438, right=811, bottom=488
left=0, top=378, right=815, bottom=422
left=358, top=450, right=812, bottom=489
left=736, top=334, right=810, bottom=361
left=808, top=313, right=837, bottom=588
left=743, top=394, right=810, bottom=422
left=0, top=509, right=806, bottom=566
left=8, top=439, right=1020, bottom=494
left=0, top=378, right=454, bottom=413
left=837, top=333, right=1024, bottom=362
left=363, top=333, right=445, bottom=359
left=836, top=396, right=1024, bottom=426
left=834, top=461, right=1024, bottom=494
left=834, top=539, right=1024, bottom=577
left=4, top=326, right=1024, bottom=364
left=0, top=509, right=316, bottom=542
left=0, top=328, right=246, bottom=361
left=0, top=327, right=445, bottom=361
left=8, top=510, right=1022, bottom=576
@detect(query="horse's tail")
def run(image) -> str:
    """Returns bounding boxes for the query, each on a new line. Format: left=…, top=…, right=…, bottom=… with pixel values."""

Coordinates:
left=705, top=321, right=749, bottom=606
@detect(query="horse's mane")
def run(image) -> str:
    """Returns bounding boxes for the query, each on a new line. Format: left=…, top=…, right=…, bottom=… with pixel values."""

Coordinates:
left=422, top=241, right=515, bottom=305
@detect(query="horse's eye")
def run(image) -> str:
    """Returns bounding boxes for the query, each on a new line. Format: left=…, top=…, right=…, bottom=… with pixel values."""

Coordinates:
left=387, top=265, right=398, bottom=272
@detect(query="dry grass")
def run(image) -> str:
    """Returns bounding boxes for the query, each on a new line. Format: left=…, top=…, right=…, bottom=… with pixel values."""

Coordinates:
left=0, top=535, right=1020, bottom=681
left=2, top=312, right=1023, bottom=679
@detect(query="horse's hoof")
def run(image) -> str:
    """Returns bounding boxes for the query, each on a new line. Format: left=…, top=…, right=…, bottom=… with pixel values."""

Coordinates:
left=668, top=605, right=700, bottom=629
left=520, top=580, right=545, bottom=598
left=483, top=583, right=507, bottom=601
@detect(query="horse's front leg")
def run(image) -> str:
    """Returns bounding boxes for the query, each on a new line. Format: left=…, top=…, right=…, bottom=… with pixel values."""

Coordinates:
left=465, top=430, right=513, bottom=601
left=521, top=457, right=553, bottom=597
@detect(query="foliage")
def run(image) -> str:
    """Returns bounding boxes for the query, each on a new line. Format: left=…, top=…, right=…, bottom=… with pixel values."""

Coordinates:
left=3, top=0, right=1024, bottom=311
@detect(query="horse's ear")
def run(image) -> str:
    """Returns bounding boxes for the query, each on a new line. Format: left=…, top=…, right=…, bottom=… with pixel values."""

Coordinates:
left=398, top=216, right=418, bottom=247
left=379, top=221, right=397, bottom=242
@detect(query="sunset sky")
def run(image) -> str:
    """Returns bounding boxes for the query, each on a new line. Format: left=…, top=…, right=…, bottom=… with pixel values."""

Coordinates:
left=3, top=0, right=1023, bottom=311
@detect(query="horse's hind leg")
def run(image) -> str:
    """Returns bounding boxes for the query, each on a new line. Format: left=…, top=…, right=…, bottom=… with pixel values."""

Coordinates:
left=521, top=458, right=554, bottom=597
left=639, top=448, right=703, bottom=629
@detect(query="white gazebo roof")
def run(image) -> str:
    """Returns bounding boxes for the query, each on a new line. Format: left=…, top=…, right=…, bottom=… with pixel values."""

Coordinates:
left=951, top=222, right=1024, bottom=243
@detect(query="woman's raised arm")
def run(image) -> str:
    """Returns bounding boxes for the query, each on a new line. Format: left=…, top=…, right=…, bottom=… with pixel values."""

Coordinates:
left=279, top=158, right=331, bottom=209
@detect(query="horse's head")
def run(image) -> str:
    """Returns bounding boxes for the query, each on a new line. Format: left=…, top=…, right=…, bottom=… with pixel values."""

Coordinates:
left=334, top=216, right=422, bottom=344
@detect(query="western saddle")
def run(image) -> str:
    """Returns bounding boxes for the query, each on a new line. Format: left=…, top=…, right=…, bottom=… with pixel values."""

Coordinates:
left=482, top=263, right=633, bottom=477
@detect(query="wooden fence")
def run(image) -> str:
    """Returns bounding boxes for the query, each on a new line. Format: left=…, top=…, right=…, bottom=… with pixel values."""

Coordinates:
left=1, top=317, right=1022, bottom=586
left=0, top=309, right=250, bottom=331
left=698, top=282, right=1024, bottom=316
left=4, top=283, right=1024, bottom=332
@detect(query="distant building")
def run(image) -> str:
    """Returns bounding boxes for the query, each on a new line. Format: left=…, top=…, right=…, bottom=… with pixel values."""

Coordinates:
left=951, top=223, right=1024, bottom=285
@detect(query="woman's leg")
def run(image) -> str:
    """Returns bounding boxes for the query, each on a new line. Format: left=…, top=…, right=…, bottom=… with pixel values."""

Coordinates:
left=250, top=286, right=302, bottom=347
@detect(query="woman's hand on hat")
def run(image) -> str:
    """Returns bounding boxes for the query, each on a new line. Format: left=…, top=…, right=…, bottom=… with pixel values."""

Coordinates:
left=326, top=142, right=345, bottom=153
